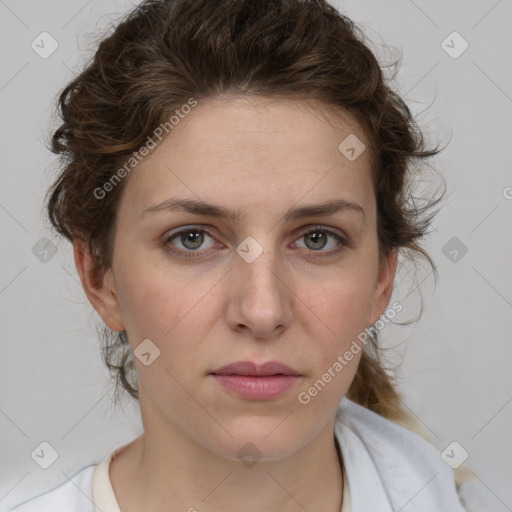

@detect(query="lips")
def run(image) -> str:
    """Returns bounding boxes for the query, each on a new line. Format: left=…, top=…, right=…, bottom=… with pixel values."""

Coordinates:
left=210, top=360, right=301, bottom=377
left=209, top=361, right=302, bottom=400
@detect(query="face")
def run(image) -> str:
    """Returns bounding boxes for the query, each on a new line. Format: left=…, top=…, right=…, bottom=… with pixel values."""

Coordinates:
left=77, top=95, right=397, bottom=461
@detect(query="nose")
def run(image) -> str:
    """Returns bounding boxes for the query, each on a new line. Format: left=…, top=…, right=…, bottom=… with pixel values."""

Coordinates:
left=226, top=243, right=293, bottom=341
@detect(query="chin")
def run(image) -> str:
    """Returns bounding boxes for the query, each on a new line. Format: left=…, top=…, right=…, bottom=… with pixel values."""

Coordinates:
left=200, top=418, right=313, bottom=462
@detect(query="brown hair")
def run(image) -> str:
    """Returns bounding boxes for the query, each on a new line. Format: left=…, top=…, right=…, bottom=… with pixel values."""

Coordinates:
left=46, top=0, right=446, bottom=420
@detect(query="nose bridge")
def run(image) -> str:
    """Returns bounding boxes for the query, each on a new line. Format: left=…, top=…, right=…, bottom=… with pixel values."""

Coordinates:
left=237, top=235, right=283, bottom=300
left=229, top=233, right=292, bottom=336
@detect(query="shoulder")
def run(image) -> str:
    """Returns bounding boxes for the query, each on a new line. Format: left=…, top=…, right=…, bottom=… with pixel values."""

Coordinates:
left=335, top=398, right=465, bottom=511
left=7, top=465, right=95, bottom=512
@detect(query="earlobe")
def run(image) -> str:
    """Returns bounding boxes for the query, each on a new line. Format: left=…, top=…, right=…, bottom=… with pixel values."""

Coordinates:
left=368, top=247, right=399, bottom=326
left=73, top=237, right=125, bottom=332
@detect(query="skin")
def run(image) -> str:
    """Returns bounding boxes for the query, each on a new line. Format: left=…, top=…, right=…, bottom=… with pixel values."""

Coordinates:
left=74, top=95, right=398, bottom=512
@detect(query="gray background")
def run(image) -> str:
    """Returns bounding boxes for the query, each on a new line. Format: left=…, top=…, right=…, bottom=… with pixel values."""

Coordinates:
left=0, top=0, right=511, bottom=510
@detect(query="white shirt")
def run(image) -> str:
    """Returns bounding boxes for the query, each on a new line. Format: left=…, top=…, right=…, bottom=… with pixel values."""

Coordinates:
left=7, top=398, right=464, bottom=512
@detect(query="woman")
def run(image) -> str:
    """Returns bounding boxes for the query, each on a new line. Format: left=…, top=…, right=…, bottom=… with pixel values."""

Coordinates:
left=9, top=0, right=469, bottom=510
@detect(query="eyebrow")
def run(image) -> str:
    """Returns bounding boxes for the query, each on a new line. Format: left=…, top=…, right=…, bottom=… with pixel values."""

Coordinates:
left=139, top=198, right=366, bottom=224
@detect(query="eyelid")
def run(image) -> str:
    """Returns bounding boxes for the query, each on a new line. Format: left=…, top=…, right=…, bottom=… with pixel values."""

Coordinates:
left=298, top=224, right=347, bottom=240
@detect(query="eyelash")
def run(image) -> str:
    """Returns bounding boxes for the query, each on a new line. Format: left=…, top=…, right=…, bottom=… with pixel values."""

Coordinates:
left=163, top=225, right=349, bottom=260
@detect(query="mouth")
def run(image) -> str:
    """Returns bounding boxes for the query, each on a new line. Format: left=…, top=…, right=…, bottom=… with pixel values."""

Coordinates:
left=209, top=361, right=302, bottom=400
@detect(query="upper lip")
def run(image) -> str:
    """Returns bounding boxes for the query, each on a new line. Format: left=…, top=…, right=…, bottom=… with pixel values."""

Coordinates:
left=210, top=361, right=301, bottom=376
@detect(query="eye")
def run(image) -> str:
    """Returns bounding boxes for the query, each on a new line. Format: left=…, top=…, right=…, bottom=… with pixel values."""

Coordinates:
left=163, top=225, right=348, bottom=259
left=293, top=226, right=347, bottom=256
left=164, top=227, right=217, bottom=258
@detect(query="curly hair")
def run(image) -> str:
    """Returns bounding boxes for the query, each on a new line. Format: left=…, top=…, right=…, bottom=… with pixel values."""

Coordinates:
left=45, top=0, right=446, bottom=421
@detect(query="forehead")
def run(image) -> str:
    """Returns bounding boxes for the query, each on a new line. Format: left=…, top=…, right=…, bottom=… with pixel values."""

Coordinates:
left=118, top=95, right=374, bottom=218
left=165, top=95, right=368, bottom=164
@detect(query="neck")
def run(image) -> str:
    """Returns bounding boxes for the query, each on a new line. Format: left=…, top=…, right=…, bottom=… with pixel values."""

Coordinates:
left=110, top=416, right=344, bottom=512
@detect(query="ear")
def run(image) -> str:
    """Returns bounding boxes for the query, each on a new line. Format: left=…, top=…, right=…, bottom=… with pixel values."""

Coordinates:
left=73, top=237, right=125, bottom=332
left=367, top=246, right=398, bottom=326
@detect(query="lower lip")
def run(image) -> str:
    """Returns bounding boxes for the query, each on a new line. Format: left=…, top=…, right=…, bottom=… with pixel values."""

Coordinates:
left=210, top=374, right=300, bottom=400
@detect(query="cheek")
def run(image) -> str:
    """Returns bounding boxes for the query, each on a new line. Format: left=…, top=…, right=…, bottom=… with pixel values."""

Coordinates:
left=114, top=270, right=210, bottom=396
left=114, top=261, right=218, bottom=353
left=301, top=268, right=377, bottom=341
left=115, top=272, right=167, bottom=335
left=114, top=242, right=185, bottom=320
left=294, top=278, right=373, bottom=406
